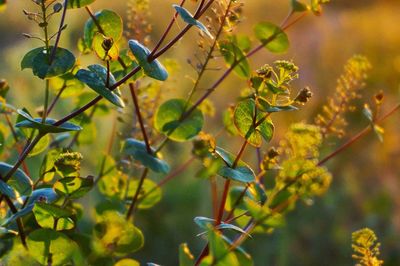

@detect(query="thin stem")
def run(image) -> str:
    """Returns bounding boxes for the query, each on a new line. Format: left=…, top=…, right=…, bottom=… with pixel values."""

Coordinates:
left=138, top=156, right=196, bottom=204
left=129, top=83, right=151, bottom=153
left=126, top=168, right=149, bottom=220
left=55, top=0, right=216, bottom=127
left=46, top=84, right=66, bottom=115
left=42, top=80, right=50, bottom=123
left=67, top=105, right=97, bottom=149
left=49, top=0, right=68, bottom=64
left=215, top=140, right=247, bottom=225
left=2, top=134, right=44, bottom=183
left=184, top=0, right=233, bottom=109
left=149, top=0, right=187, bottom=58
left=4, top=196, right=27, bottom=248
left=318, top=103, right=400, bottom=166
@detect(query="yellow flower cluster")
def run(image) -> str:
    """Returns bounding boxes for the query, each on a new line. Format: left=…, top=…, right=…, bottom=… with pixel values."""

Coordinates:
left=277, top=123, right=332, bottom=197
left=315, top=55, right=372, bottom=138
left=352, top=228, right=384, bottom=266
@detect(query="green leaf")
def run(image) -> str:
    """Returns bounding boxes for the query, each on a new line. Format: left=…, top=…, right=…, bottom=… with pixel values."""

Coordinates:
left=27, top=229, right=79, bottom=265
left=33, top=203, right=74, bottom=231
left=218, top=166, right=255, bottom=183
left=173, top=5, right=214, bottom=39
left=84, top=9, right=123, bottom=49
left=114, top=259, right=141, bottom=266
left=39, top=149, right=59, bottom=183
left=0, top=162, right=33, bottom=196
left=179, top=243, right=194, bottom=266
left=22, top=47, right=75, bottom=79
left=93, top=33, right=119, bottom=61
left=233, top=99, right=274, bottom=147
left=53, top=176, right=94, bottom=199
left=128, top=40, right=168, bottom=81
left=291, top=0, right=308, bottom=12
left=0, top=179, right=18, bottom=199
left=254, top=22, right=289, bottom=53
left=219, top=40, right=251, bottom=79
left=154, top=99, right=204, bottom=142
left=67, top=0, right=95, bottom=9
left=194, top=216, right=249, bottom=236
left=92, top=211, right=144, bottom=256
left=15, top=109, right=82, bottom=133
left=76, top=64, right=125, bottom=108
left=122, top=138, right=170, bottom=174
left=49, top=72, right=85, bottom=99
left=29, top=134, right=50, bottom=157
left=208, top=229, right=239, bottom=266
left=127, top=179, right=162, bottom=209
left=256, top=97, right=298, bottom=113
left=0, top=0, right=6, bottom=12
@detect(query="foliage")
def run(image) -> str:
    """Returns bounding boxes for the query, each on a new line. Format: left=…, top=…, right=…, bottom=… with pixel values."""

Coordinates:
left=0, top=0, right=397, bottom=265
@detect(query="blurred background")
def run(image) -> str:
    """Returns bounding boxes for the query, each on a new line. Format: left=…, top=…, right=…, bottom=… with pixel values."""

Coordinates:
left=1, top=0, right=400, bottom=265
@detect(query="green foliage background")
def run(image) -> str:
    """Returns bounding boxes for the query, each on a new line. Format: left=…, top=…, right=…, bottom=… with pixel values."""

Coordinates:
left=0, top=0, right=399, bottom=265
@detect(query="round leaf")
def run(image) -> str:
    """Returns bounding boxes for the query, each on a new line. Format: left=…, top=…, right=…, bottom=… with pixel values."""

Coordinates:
left=23, top=47, right=76, bottom=79
left=27, top=229, right=78, bottom=265
left=92, top=33, right=119, bottom=61
left=254, top=22, right=289, bottom=53
left=84, top=9, right=123, bottom=49
left=233, top=99, right=274, bottom=147
left=154, top=99, right=204, bottom=142
left=92, top=211, right=144, bottom=256
left=127, top=179, right=162, bottom=209
left=219, top=40, right=250, bottom=79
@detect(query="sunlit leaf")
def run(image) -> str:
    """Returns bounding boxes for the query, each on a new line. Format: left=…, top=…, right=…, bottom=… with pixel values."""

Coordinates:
left=53, top=176, right=94, bottom=199
left=207, top=229, right=239, bottom=266
left=234, top=99, right=274, bottom=147
left=114, top=259, right=141, bottom=266
left=219, top=40, right=250, bottom=79
left=154, top=99, right=204, bottom=142
left=179, top=243, right=194, bottom=266
left=93, top=33, right=119, bottom=61
left=29, top=134, right=50, bottom=157
left=254, top=22, right=289, bottom=53
left=92, top=211, right=144, bottom=256
left=127, top=178, right=162, bottom=209
left=84, top=9, right=123, bottom=49
left=33, top=203, right=74, bottom=231
left=27, top=229, right=78, bottom=265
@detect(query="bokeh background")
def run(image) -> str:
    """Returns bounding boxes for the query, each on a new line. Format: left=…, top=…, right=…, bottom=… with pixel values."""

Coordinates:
left=1, top=0, right=400, bottom=265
